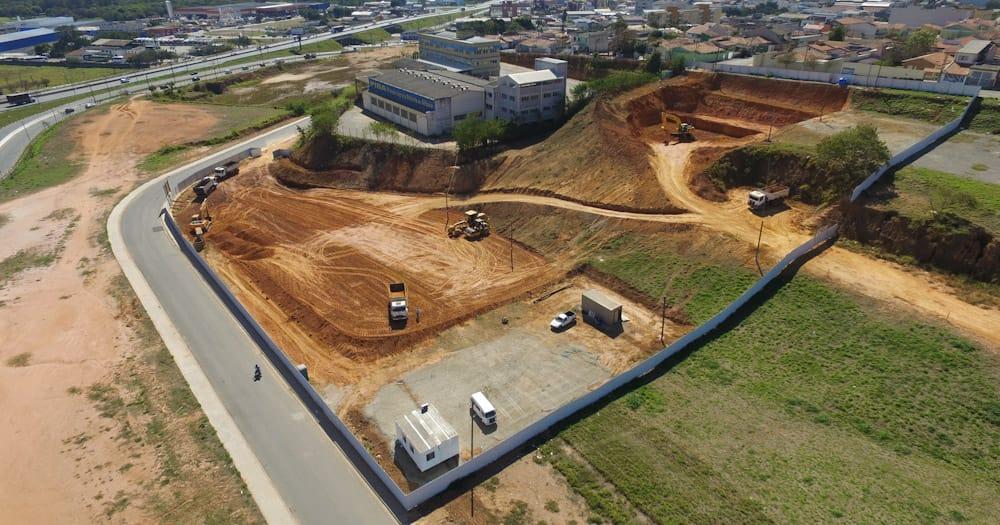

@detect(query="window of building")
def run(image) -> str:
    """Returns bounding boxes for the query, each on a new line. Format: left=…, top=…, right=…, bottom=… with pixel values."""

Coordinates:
left=543, top=92, right=552, bottom=98
left=426, top=451, right=435, bottom=462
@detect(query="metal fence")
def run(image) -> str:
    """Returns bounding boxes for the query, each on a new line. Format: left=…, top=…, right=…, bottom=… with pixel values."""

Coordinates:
left=697, top=62, right=982, bottom=96
left=162, top=198, right=841, bottom=510
left=850, top=90, right=980, bottom=202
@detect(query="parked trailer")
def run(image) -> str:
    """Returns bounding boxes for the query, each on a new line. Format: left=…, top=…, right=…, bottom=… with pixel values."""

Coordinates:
left=747, top=184, right=790, bottom=210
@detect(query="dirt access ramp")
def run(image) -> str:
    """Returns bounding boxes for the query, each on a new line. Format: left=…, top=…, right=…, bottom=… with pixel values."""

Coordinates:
left=191, top=167, right=558, bottom=362
left=624, top=72, right=849, bottom=141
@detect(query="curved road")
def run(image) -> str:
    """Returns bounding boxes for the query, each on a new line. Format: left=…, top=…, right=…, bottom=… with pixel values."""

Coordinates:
left=110, top=119, right=400, bottom=524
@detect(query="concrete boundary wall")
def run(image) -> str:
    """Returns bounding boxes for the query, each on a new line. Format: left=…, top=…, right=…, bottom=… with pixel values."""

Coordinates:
left=697, top=62, right=981, bottom=96
left=161, top=210, right=411, bottom=506
left=170, top=148, right=259, bottom=197
left=850, top=91, right=980, bottom=202
left=162, top=189, right=840, bottom=509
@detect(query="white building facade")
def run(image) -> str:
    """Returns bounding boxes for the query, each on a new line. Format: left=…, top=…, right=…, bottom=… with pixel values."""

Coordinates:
left=485, top=69, right=566, bottom=125
left=362, top=68, right=487, bottom=136
left=394, top=404, right=459, bottom=472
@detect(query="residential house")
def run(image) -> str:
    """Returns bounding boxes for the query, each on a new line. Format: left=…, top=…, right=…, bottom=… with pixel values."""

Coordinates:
left=955, top=39, right=995, bottom=65
left=833, top=17, right=877, bottom=38
left=888, top=6, right=971, bottom=29
left=902, top=51, right=954, bottom=80
left=574, top=31, right=610, bottom=53
left=967, top=64, right=1000, bottom=88
left=685, top=22, right=733, bottom=41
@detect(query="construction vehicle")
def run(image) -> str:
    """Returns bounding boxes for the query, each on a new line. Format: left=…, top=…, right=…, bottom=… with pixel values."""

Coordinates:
left=194, top=176, right=218, bottom=198
left=213, top=160, right=240, bottom=180
left=448, top=210, right=491, bottom=240
left=6, top=93, right=35, bottom=106
left=388, top=282, right=408, bottom=322
left=747, top=184, right=790, bottom=210
left=190, top=206, right=212, bottom=251
left=661, top=112, right=695, bottom=144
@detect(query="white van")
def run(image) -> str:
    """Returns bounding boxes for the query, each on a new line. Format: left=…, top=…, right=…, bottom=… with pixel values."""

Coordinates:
left=470, top=391, right=496, bottom=426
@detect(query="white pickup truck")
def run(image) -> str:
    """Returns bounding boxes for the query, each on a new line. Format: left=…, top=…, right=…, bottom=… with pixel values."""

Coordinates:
left=748, top=184, right=790, bottom=210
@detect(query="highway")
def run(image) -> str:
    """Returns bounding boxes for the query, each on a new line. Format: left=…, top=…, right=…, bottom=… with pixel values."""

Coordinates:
left=110, top=119, right=403, bottom=524
left=2, top=5, right=492, bottom=112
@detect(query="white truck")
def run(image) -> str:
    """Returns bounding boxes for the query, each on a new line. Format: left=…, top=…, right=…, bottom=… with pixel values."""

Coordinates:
left=748, top=184, right=790, bottom=210
left=388, top=282, right=408, bottom=322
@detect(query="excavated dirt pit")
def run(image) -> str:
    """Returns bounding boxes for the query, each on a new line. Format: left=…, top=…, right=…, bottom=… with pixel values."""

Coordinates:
left=178, top=167, right=559, bottom=365
left=625, top=72, right=849, bottom=142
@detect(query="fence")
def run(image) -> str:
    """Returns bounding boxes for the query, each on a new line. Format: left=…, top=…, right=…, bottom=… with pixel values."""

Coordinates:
left=697, top=62, right=982, bottom=96
left=162, top=175, right=841, bottom=509
left=849, top=90, right=980, bottom=202
left=169, top=147, right=261, bottom=197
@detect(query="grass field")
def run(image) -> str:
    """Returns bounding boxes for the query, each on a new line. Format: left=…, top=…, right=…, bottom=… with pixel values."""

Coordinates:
left=882, top=166, right=1000, bottom=236
left=398, top=12, right=465, bottom=31
left=537, top=231, right=1000, bottom=523
left=138, top=104, right=289, bottom=173
left=850, top=88, right=968, bottom=125
left=0, top=115, right=85, bottom=203
left=295, top=39, right=343, bottom=54
left=0, top=64, right=121, bottom=93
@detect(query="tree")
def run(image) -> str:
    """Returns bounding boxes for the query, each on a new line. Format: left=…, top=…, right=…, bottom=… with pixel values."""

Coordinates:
left=829, top=25, right=846, bottom=41
left=815, top=124, right=890, bottom=197
left=668, top=55, right=686, bottom=76
left=644, top=52, right=662, bottom=74
left=232, top=35, right=252, bottom=48
left=904, top=28, right=937, bottom=58
left=609, top=16, right=631, bottom=56
left=308, top=104, right=342, bottom=139
left=368, top=121, right=396, bottom=142
left=452, top=117, right=506, bottom=151
left=33, top=43, right=51, bottom=55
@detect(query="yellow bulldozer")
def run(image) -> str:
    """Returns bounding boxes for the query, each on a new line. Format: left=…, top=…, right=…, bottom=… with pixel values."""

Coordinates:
left=189, top=204, right=213, bottom=252
left=448, top=209, right=491, bottom=240
left=661, top=112, right=695, bottom=144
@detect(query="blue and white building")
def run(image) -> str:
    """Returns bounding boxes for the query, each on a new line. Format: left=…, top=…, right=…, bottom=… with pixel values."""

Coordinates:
left=0, top=28, right=60, bottom=53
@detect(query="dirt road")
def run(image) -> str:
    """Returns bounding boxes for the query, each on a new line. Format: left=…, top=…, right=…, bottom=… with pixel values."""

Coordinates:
left=0, top=99, right=258, bottom=522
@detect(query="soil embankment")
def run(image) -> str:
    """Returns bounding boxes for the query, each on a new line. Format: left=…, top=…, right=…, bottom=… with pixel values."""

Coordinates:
left=280, top=135, right=496, bottom=194
left=840, top=202, right=1000, bottom=282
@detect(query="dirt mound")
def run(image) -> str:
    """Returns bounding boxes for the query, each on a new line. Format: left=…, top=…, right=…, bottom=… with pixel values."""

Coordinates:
left=483, top=99, right=678, bottom=213
left=284, top=136, right=495, bottom=194
left=190, top=168, right=559, bottom=379
left=840, top=201, right=1000, bottom=282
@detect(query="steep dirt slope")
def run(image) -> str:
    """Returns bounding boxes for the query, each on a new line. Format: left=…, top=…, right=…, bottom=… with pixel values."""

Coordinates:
left=483, top=99, right=678, bottom=213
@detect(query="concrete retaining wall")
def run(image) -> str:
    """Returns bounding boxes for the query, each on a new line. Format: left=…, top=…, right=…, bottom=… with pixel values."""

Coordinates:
left=697, top=62, right=982, bottom=96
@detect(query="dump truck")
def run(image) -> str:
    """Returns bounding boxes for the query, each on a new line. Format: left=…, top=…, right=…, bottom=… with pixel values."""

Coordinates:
left=747, top=184, right=790, bottom=210
left=213, top=160, right=240, bottom=180
left=194, top=176, right=218, bottom=198
left=6, top=93, right=35, bottom=106
left=388, top=282, right=408, bottom=322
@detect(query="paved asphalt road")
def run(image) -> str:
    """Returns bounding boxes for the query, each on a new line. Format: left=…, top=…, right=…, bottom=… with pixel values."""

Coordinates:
left=116, top=121, right=401, bottom=524
left=1, top=5, right=491, bottom=112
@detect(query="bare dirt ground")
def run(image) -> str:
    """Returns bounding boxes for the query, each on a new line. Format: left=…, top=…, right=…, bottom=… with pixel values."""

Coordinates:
left=187, top=166, right=561, bottom=385
left=0, top=99, right=260, bottom=523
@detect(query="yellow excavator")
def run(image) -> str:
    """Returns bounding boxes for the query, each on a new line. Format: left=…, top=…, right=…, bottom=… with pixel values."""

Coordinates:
left=661, top=112, right=695, bottom=144
left=448, top=209, right=491, bottom=240
left=189, top=204, right=213, bottom=252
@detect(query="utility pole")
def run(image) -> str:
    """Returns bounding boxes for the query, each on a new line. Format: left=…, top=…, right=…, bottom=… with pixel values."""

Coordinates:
left=755, top=221, right=764, bottom=276
left=469, top=414, right=475, bottom=518
left=509, top=231, right=514, bottom=272
left=660, top=297, right=666, bottom=344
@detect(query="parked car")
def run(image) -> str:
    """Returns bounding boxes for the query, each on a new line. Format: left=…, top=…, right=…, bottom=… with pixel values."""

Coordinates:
left=119, top=77, right=130, bottom=84
left=550, top=311, right=577, bottom=331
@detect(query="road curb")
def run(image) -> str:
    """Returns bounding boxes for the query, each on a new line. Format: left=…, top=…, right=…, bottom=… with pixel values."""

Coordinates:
left=108, top=144, right=299, bottom=525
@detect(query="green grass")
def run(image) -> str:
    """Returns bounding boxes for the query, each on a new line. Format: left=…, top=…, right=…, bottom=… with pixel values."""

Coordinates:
left=885, top=166, right=1000, bottom=236
left=295, top=39, right=343, bottom=54
left=0, top=247, right=58, bottom=287
left=398, top=11, right=465, bottom=31
left=0, top=64, right=121, bottom=93
left=968, top=97, right=1000, bottom=134
left=5, top=352, right=32, bottom=367
left=850, top=88, right=968, bottom=125
left=352, top=28, right=391, bottom=44
left=548, top=267, right=1000, bottom=523
left=589, top=233, right=756, bottom=323
left=0, top=117, right=84, bottom=203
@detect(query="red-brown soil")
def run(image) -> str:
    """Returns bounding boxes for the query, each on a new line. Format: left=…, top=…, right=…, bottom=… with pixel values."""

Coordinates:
left=183, top=166, right=559, bottom=382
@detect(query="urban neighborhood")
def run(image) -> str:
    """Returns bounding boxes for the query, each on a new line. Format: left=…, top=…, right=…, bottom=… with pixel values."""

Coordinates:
left=1, top=0, right=999, bottom=524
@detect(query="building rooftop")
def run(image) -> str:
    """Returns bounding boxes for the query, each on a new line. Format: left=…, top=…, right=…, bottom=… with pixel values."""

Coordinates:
left=958, top=39, right=992, bottom=55
left=505, top=69, right=558, bottom=85
left=371, top=68, right=487, bottom=99
left=0, top=28, right=56, bottom=44
left=583, top=289, right=621, bottom=312
left=395, top=404, right=457, bottom=456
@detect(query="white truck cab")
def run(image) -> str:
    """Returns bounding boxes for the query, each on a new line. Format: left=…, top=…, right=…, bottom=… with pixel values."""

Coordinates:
left=470, top=391, right=496, bottom=425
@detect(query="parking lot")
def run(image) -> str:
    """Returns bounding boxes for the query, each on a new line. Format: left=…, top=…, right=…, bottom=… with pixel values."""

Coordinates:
left=362, top=277, right=670, bottom=477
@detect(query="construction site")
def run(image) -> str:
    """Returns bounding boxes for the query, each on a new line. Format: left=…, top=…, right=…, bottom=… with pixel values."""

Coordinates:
left=169, top=70, right=1000, bottom=491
